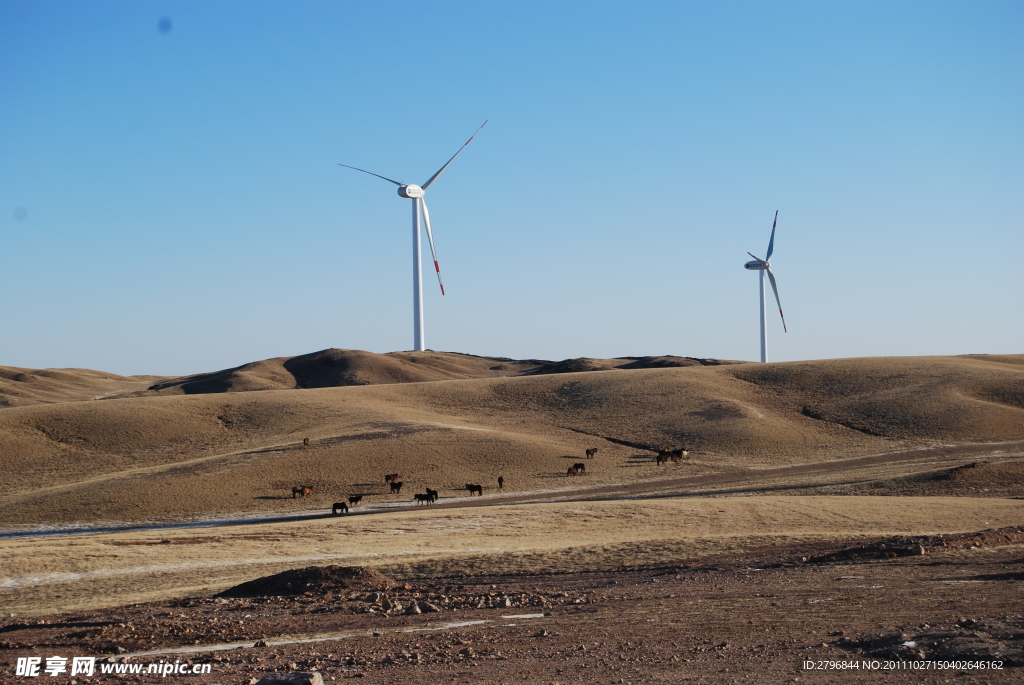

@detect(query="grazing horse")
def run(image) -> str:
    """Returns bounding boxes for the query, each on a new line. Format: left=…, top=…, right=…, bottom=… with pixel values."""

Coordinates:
left=292, top=486, right=313, bottom=498
left=585, top=448, right=598, bottom=459
left=498, top=476, right=504, bottom=489
left=303, top=437, right=311, bottom=447
left=656, top=451, right=672, bottom=465
left=384, top=473, right=400, bottom=484
left=573, top=462, right=586, bottom=474
left=348, top=495, right=363, bottom=507
left=414, top=493, right=433, bottom=505
left=389, top=481, right=404, bottom=495
left=567, top=466, right=579, bottom=477
left=332, top=502, right=349, bottom=515
left=426, top=488, right=439, bottom=503
left=466, top=483, right=483, bottom=496
left=670, top=448, right=689, bottom=462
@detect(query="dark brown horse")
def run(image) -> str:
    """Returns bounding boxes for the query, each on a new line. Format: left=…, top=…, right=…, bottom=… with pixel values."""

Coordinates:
left=414, top=493, right=433, bottom=505
left=573, top=462, right=586, bottom=474
left=292, top=486, right=313, bottom=498
left=348, top=495, right=363, bottom=506
left=303, top=437, right=311, bottom=447
left=465, top=483, right=483, bottom=496
left=332, top=502, right=349, bottom=515
left=389, top=481, right=403, bottom=494
left=585, top=448, right=598, bottom=459
left=426, top=488, right=439, bottom=503
left=658, top=448, right=688, bottom=464
left=567, top=466, right=579, bottom=477
left=384, top=473, right=400, bottom=483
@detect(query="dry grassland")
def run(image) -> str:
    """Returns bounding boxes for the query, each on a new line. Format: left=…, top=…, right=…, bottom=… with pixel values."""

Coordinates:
left=0, top=351, right=1022, bottom=622
left=2, top=495, right=1021, bottom=616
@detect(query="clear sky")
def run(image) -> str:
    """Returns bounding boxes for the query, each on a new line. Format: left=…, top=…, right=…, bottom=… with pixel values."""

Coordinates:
left=2, top=1, right=1022, bottom=376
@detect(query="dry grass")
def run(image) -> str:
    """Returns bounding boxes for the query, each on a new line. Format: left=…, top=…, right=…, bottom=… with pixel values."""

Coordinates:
left=0, top=354, right=1021, bottom=526
left=0, top=366, right=164, bottom=408
left=2, top=495, right=1020, bottom=616
left=1, top=351, right=1022, bottom=619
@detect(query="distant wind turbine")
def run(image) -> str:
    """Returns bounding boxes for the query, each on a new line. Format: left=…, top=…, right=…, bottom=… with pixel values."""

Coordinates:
left=339, top=121, right=488, bottom=351
left=743, top=211, right=787, bottom=363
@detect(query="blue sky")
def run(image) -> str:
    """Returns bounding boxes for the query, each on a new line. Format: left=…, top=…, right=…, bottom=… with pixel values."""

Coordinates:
left=2, top=1, right=1021, bottom=375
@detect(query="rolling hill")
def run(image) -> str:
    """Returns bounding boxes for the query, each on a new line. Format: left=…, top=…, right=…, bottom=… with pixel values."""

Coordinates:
left=0, top=353, right=1020, bottom=527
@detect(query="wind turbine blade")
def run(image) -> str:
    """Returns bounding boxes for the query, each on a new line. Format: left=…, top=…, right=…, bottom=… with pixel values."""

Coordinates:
left=747, top=252, right=767, bottom=265
left=419, top=198, right=445, bottom=295
left=765, top=268, right=787, bottom=333
left=337, top=164, right=405, bottom=186
left=421, top=120, right=488, bottom=190
left=766, top=210, right=778, bottom=261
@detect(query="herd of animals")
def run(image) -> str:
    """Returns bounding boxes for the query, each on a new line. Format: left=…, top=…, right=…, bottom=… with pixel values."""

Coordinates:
left=289, top=442, right=690, bottom=515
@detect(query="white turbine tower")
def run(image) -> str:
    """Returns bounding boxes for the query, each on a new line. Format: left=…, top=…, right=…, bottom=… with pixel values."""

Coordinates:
left=339, top=120, right=488, bottom=351
left=743, top=211, right=787, bottom=363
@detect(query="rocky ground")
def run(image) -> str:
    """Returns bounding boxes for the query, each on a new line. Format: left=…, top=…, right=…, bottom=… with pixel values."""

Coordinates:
left=2, top=527, right=1021, bottom=684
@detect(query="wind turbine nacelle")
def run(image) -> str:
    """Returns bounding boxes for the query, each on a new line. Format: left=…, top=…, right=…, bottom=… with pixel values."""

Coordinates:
left=744, top=260, right=768, bottom=270
left=398, top=184, right=424, bottom=199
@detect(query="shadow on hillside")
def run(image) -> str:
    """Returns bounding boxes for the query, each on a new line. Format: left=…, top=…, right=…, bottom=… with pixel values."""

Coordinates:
left=619, top=454, right=657, bottom=468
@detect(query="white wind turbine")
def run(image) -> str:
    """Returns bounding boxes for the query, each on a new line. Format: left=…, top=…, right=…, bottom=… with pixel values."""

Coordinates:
left=339, top=121, right=487, bottom=351
left=743, top=211, right=787, bottom=363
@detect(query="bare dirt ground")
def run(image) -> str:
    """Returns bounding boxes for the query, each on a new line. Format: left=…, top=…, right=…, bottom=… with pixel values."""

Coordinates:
left=2, top=528, right=1021, bottom=684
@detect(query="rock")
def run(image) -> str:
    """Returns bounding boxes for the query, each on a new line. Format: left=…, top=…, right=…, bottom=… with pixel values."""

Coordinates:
left=255, top=673, right=324, bottom=685
left=366, top=592, right=380, bottom=603
left=215, top=597, right=229, bottom=604
left=405, top=604, right=422, bottom=615
left=253, top=640, right=269, bottom=648
left=459, top=647, right=475, bottom=656
left=912, top=544, right=926, bottom=555
left=419, top=601, right=440, bottom=613
left=496, top=597, right=512, bottom=608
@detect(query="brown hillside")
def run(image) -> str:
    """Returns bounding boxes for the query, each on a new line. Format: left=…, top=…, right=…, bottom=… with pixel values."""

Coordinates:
left=138, top=349, right=743, bottom=396
left=140, top=349, right=544, bottom=395
left=0, top=354, right=1020, bottom=527
left=0, top=366, right=166, bottom=408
